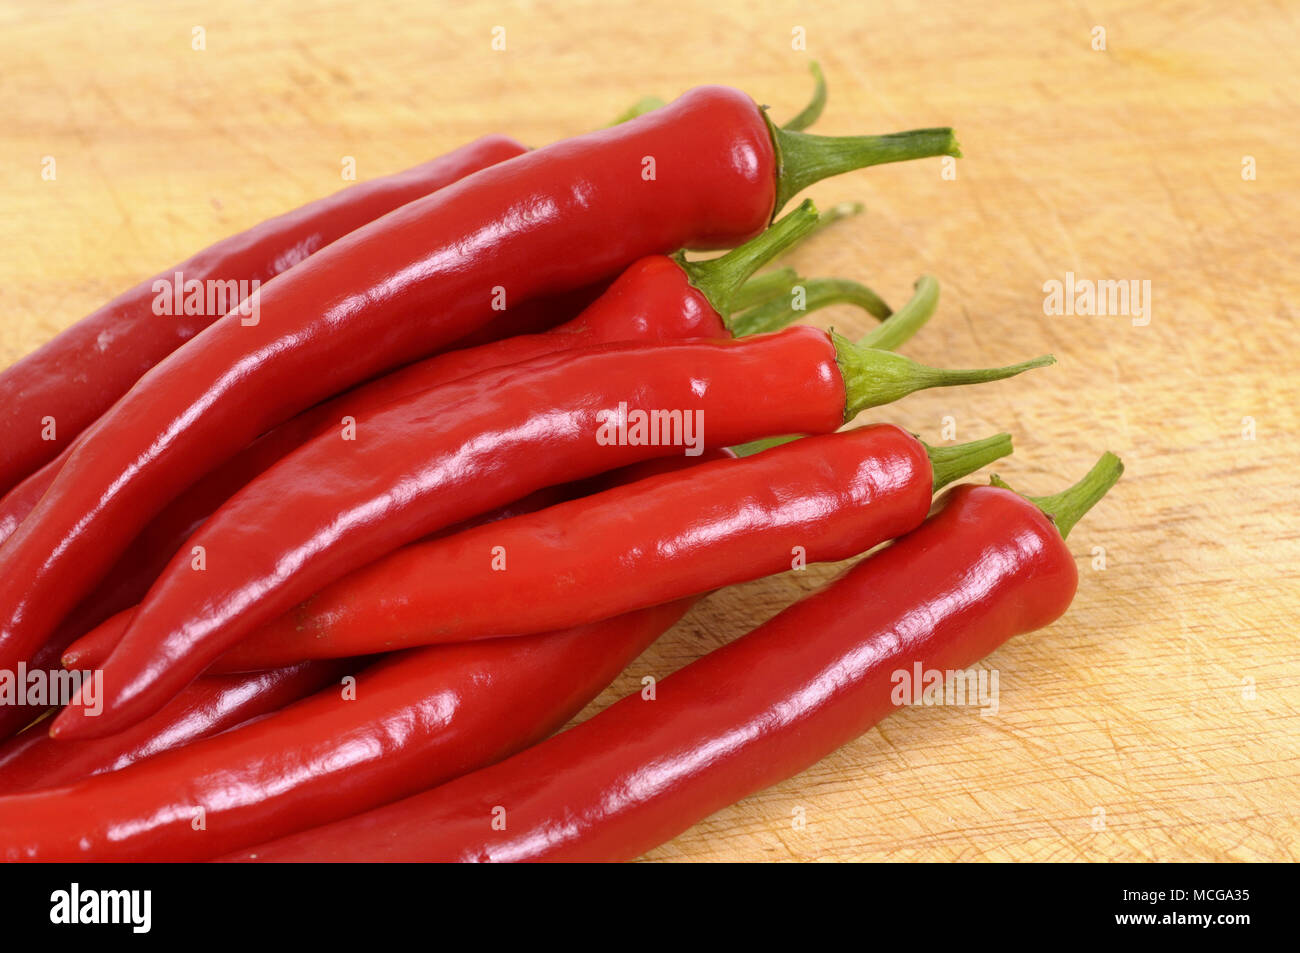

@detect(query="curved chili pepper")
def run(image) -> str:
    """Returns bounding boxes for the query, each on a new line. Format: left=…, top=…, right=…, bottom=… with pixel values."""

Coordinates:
left=14, top=452, right=730, bottom=849
left=0, top=194, right=864, bottom=553
left=6, top=252, right=867, bottom=749
left=55, top=316, right=1048, bottom=738
left=50, top=476, right=529, bottom=683
left=63, top=276, right=930, bottom=675
left=0, top=478, right=566, bottom=743
left=58, top=475, right=576, bottom=666
left=0, top=201, right=862, bottom=553
left=61, top=440, right=739, bottom=674
left=0, top=136, right=530, bottom=496
left=0, top=661, right=350, bottom=795
left=0, top=276, right=603, bottom=551
left=0, top=211, right=856, bottom=743
left=227, top=454, right=1122, bottom=863
left=0, top=95, right=680, bottom=501
left=0, top=84, right=958, bottom=680
left=64, top=270, right=921, bottom=675
left=0, top=213, right=822, bottom=558
left=41, top=202, right=837, bottom=675
left=53, top=273, right=877, bottom=678
left=0, top=597, right=701, bottom=862
left=167, top=426, right=1010, bottom=670
left=57, top=317, right=1047, bottom=736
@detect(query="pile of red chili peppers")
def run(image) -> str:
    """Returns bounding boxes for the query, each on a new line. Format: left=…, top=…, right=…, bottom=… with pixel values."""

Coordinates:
left=0, top=69, right=1121, bottom=863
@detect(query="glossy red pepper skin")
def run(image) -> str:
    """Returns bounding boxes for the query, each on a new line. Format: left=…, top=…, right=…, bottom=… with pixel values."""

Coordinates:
left=69, top=478, right=586, bottom=661
left=0, top=661, right=348, bottom=795
left=229, top=484, right=1078, bottom=863
left=0, top=469, right=48, bottom=547
left=61, top=481, right=600, bottom=673
left=0, top=481, right=582, bottom=745
left=0, top=599, right=695, bottom=862
left=178, top=254, right=719, bottom=501
left=66, top=450, right=732, bottom=674
left=0, top=136, right=528, bottom=496
left=0, top=86, right=776, bottom=676
left=60, top=328, right=842, bottom=737
left=344, top=255, right=721, bottom=408
left=0, top=281, right=595, bottom=552
left=192, top=426, right=934, bottom=670
left=0, top=255, right=724, bottom=736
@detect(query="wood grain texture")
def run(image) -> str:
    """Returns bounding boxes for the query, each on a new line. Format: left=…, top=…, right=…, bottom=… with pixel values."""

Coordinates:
left=1, top=0, right=1295, bottom=861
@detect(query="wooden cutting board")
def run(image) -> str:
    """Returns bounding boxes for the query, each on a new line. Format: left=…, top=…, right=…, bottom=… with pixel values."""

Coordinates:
left=1, top=0, right=1295, bottom=861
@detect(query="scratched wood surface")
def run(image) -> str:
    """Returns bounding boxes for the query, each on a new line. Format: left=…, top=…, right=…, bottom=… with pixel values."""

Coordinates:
left=0, top=0, right=1296, bottom=861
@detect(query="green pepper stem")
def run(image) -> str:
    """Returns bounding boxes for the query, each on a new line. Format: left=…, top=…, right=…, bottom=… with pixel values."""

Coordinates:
left=813, top=200, right=866, bottom=234
left=860, top=275, right=939, bottom=351
left=731, top=268, right=800, bottom=312
left=730, top=278, right=891, bottom=337
left=732, top=274, right=941, bottom=449
left=680, top=200, right=819, bottom=316
left=735, top=428, right=1012, bottom=478
left=607, top=96, right=667, bottom=126
left=925, top=433, right=1014, bottom=492
left=703, top=196, right=862, bottom=319
left=991, top=452, right=1124, bottom=539
left=770, top=122, right=961, bottom=214
left=730, top=433, right=804, bottom=457
left=737, top=273, right=936, bottom=348
left=834, top=334, right=1054, bottom=421
left=729, top=198, right=865, bottom=319
left=781, top=61, right=827, bottom=132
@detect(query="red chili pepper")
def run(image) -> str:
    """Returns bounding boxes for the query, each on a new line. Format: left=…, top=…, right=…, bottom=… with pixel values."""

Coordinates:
left=0, top=92, right=697, bottom=503
left=55, top=319, right=1047, bottom=738
left=0, top=279, right=601, bottom=553
left=61, top=276, right=927, bottom=675
left=6, top=276, right=875, bottom=745
left=0, top=136, right=529, bottom=496
left=0, top=661, right=350, bottom=795
left=60, top=445, right=736, bottom=673
left=16, top=453, right=597, bottom=754
left=164, top=426, right=1013, bottom=671
left=0, top=212, right=868, bottom=742
left=0, top=86, right=958, bottom=682
left=0, top=598, right=700, bottom=862
left=2, top=451, right=729, bottom=859
left=0, top=199, right=866, bottom=553
left=225, top=454, right=1122, bottom=863
left=209, top=200, right=831, bottom=466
